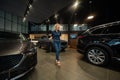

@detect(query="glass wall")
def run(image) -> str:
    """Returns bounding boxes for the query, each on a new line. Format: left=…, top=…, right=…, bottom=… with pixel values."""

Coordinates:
left=0, top=10, right=28, bottom=33
left=49, top=24, right=54, bottom=31
left=0, top=10, right=4, bottom=31
left=38, top=24, right=47, bottom=31
left=49, top=24, right=68, bottom=31
left=12, top=15, right=17, bottom=32
left=70, top=24, right=88, bottom=31
left=29, top=23, right=88, bottom=33
left=30, top=23, right=47, bottom=32
left=31, top=25, right=38, bottom=32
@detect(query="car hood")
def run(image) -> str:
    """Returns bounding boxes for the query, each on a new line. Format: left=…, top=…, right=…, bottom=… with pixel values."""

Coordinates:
left=0, top=39, right=28, bottom=56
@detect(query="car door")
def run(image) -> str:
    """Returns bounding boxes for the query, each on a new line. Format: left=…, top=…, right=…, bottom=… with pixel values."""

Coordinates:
left=88, top=27, right=107, bottom=44
left=103, top=24, right=120, bottom=58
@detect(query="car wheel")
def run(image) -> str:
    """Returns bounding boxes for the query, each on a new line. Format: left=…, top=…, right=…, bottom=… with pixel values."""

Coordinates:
left=86, top=47, right=110, bottom=66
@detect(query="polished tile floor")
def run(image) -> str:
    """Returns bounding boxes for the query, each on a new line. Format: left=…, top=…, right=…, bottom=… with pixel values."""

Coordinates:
left=21, top=48, right=120, bottom=80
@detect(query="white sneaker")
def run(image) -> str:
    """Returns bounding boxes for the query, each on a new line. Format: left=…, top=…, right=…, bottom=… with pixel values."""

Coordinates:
left=56, top=60, right=61, bottom=66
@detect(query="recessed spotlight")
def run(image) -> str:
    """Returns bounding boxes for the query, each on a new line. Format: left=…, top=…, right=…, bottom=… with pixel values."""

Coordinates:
left=29, top=4, right=32, bottom=9
left=48, top=19, right=50, bottom=22
left=87, top=15, right=94, bottom=20
left=23, top=17, right=26, bottom=22
left=89, top=1, right=92, bottom=4
left=72, top=0, right=80, bottom=9
left=54, top=14, right=58, bottom=19
left=74, top=24, right=78, bottom=27
left=27, top=11, right=29, bottom=14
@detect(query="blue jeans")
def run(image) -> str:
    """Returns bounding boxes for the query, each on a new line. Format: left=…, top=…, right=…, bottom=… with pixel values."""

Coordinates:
left=53, top=41, right=61, bottom=61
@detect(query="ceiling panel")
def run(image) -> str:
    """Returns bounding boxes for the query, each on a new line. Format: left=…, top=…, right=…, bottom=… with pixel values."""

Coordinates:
left=0, top=0, right=73, bottom=23
left=27, top=0, right=74, bottom=23
left=0, top=0, right=28, bottom=16
left=0, top=0, right=119, bottom=25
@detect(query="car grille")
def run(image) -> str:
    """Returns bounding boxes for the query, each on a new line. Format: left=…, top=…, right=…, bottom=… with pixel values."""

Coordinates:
left=0, top=54, right=23, bottom=72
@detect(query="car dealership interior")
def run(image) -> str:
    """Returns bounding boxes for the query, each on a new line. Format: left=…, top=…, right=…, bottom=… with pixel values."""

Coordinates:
left=0, top=0, right=120, bottom=80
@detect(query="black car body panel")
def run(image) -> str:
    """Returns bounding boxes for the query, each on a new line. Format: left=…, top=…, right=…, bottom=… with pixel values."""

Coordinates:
left=77, top=21, right=120, bottom=65
left=0, top=32, right=37, bottom=79
left=38, top=36, right=68, bottom=51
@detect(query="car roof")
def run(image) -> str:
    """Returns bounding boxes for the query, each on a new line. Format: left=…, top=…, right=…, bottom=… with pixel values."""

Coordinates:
left=89, top=21, right=120, bottom=31
left=82, top=21, right=120, bottom=34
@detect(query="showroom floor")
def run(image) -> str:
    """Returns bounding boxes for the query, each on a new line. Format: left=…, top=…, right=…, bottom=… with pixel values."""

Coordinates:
left=21, top=48, right=120, bottom=80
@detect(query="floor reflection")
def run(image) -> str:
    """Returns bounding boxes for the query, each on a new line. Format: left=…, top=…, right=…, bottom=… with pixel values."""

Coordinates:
left=19, top=48, right=120, bottom=80
left=78, top=57, right=120, bottom=80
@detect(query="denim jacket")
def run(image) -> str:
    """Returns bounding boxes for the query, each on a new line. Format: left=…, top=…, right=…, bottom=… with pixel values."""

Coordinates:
left=52, top=30, right=61, bottom=41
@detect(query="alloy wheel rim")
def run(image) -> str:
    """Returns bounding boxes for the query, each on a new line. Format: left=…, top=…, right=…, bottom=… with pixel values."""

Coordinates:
left=88, top=49, right=105, bottom=64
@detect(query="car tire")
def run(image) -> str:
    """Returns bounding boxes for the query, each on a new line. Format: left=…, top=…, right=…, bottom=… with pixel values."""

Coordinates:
left=86, top=47, right=110, bottom=66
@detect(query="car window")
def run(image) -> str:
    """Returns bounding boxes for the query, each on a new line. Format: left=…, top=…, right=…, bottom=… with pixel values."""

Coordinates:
left=40, top=36, right=48, bottom=40
left=104, top=25, right=120, bottom=34
left=91, top=27, right=105, bottom=34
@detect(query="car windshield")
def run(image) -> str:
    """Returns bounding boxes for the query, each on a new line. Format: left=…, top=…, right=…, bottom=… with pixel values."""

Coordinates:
left=41, top=36, right=48, bottom=39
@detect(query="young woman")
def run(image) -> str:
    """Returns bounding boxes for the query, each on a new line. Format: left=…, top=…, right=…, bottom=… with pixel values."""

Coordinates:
left=51, top=23, right=61, bottom=66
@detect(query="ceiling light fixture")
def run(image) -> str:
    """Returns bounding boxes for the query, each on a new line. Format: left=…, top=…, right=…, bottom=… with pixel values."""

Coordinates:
left=27, top=11, right=29, bottom=14
left=72, top=0, right=80, bottom=9
left=46, top=19, right=50, bottom=23
left=54, top=14, right=58, bottom=19
left=86, top=1, right=96, bottom=21
left=74, top=24, right=78, bottom=27
left=29, top=4, right=32, bottom=9
left=87, top=15, right=94, bottom=20
left=48, top=19, right=50, bottom=22
left=23, top=17, right=26, bottom=22
left=23, top=0, right=33, bottom=22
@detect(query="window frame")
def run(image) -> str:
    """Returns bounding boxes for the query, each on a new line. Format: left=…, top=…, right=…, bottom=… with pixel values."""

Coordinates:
left=103, top=25, right=120, bottom=34
left=90, top=27, right=106, bottom=35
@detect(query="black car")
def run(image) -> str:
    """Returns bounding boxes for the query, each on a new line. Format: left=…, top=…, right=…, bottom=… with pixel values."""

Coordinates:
left=38, top=35, right=68, bottom=52
left=77, top=21, right=120, bottom=66
left=0, top=32, right=37, bottom=79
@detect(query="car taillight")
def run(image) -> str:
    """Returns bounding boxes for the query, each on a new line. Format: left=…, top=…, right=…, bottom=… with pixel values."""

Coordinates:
left=77, top=36, right=84, bottom=39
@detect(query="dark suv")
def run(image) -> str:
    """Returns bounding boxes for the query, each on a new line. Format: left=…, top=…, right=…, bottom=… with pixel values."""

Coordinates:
left=0, top=32, right=37, bottom=79
left=77, top=21, right=120, bottom=66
